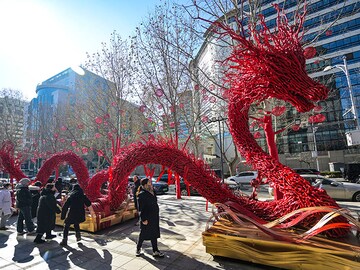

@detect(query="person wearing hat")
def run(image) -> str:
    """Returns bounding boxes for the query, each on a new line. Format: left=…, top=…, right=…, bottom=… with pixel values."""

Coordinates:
left=0, top=183, right=12, bottom=230
left=15, top=178, right=36, bottom=235
left=33, top=183, right=61, bottom=244
left=60, top=184, right=95, bottom=246
left=30, top=181, right=42, bottom=220
left=136, top=178, right=164, bottom=257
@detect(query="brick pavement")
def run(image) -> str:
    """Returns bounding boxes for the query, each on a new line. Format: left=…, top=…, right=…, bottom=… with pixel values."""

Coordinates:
left=2, top=194, right=357, bottom=270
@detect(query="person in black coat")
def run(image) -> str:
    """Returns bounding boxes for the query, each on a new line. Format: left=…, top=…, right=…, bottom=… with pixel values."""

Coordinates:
left=33, top=183, right=61, bottom=243
left=136, top=178, right=164, bottom=257
left=60, top=184, right=95, bottom=246
left=30, top=181, right=42, bottom=219
left=16, top=178, right=36, bottom=234
left=132, top=175, right=141, bottom=225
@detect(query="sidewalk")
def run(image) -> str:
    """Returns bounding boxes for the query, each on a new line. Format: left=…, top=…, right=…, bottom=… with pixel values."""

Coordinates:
left=0, top=195, right=278, bottom=270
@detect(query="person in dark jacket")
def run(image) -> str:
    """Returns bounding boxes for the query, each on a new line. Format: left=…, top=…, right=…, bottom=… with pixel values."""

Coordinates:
left=54, top=177, right=63, bottom=199
left=60, top=184, right=95, bottom=246
left=132, top=175, right=141, bottom=225
left=136, top=178, right=164, bottom=257
left=33, top=183, right=61, bottom=244
left=30, top=181, right=42, bottom=219
left=16, top=178, right=36, bottom=235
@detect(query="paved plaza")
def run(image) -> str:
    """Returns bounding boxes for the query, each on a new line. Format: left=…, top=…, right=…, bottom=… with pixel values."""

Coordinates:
left=0, top=192, right=358, bottom=270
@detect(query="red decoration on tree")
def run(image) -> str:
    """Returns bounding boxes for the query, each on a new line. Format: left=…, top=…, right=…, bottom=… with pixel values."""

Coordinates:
left=194, top=84, right=200, bottom=91
left=139, top=105, right=146, bottom=112
left=95, top=117, right=103, bottom=124
left=95, top=133, right=102, bottom=139
left=209, top=96, right=216, bottom=103
left=179, top=103, right=184, bottom=109
left=308, top=114, right=326, bottom=123
left=97, top=150, right=104, bottom=157
left=169, top=122, right=175, bottom=128
left=325, top=30, right=333, bottom=36
left=59, top=138, right=65, bottom=143
left=155, top=88, right=164, bottom=97
left=71, top=141, right=77, bottom=147
left=77, top=124, right=84, bottom=129
left=201, top=116, right=209, bottom=123
left=292, top=124, right=300, bottom=131
left=111, top=102, right=117, bottom=107
left=253, top=131, right=262, bottom=139
left=60, top=126, right=67, bottom=131
left=272, top=106, right=286, bottom=116
left=54, top=133, right=59, bottom=138
left=82, top=147, right=88, bottom=154
left=313, top=105, right=322, bottom=112
left=304, top=46, right=317, bottom=59
left=103, top=113, right=110, bottom=119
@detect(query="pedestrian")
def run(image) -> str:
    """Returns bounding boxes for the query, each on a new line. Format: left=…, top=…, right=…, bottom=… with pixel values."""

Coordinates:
left=132, top=175, right=141, bottom=226
left=136, top=178, right=164, bottom=257
left=54, top=177, right=63, bottom=199
left=0, top=183, right=13, bottom=230
left=30, top=181, right=42, bottom=219
left=33, top=183, right=61, bottom=244
left=60, top=184, right=95, bottom=246
left=15, top=178, right=36, bottom=235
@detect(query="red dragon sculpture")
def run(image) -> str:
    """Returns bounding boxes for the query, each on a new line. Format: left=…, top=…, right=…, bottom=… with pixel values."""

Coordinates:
left=0, top=5, right=352, bottom=238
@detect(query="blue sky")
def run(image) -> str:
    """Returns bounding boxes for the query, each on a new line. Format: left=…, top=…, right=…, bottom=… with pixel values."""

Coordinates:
left=0, top=0, right=176, bottom=100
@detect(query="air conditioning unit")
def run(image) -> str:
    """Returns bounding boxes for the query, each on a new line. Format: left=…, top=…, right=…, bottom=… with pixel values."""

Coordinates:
left=346, top=130, right=360, bottom=146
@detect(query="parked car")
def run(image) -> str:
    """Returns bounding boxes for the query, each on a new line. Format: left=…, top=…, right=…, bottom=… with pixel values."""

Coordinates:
left=293, top=168, right=320, bottom=175
left=128, top=175, right=169, bottom=195
left=227, top=171, right=258, bottom=185
left=269, top=174, right=360, bottom=202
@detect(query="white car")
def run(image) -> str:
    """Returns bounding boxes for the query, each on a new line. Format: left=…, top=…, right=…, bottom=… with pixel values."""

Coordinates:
left=223, top=178, right=238, bottom=190
left=227, top=171, right=258, bottom=185
left=269, top=174, right=360, bottom=202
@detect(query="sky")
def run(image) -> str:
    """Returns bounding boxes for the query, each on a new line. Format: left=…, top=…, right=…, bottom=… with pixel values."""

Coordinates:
left=0, top=0, right=168, bottom=100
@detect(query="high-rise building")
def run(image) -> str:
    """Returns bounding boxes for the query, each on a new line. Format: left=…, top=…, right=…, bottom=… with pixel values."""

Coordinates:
left=193, top=0, right=360, bottom=172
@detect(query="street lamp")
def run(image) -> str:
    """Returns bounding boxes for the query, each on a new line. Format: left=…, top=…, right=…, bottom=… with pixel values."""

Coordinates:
left=311, top=124, right=320, bottom=171
left=324, top=56, right=359, bottom=129
left=208, top=116, right=227, bottom=183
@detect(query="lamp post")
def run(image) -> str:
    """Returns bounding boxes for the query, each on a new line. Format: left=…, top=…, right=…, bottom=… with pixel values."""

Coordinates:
left=208, top=116, right=227, bottom=183
left=324, top=56, right=359, bottom=129
left=311, top=124, right=320, bottom=171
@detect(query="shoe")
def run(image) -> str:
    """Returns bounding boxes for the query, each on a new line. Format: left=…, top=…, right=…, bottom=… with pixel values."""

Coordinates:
left=17, top=231, right=25, bottom=235
left=45, top=234, right=57, bottom=240
left=60, top=239, right=67, bottom=246
left=34, top=239, right=46, bottom=244
left=136, top=249, right=143, bottom=256
left=153, top=251, right=164, bottom=257
left=0, top=227, right=8, bottom=230
left=27, top=230, right=36, bottom=235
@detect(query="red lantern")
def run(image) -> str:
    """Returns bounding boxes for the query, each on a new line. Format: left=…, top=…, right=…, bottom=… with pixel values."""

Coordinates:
left=194, top=84, right=200, bottom=91
left=272, top=106, right=286, bottom=116
left=139, top=105, right=146, bottom=112
left=209, top=84, right=215, bottom=90
left=155, top=88, right=164, bottom=97
left=292, top=125, right=300, bottom=131
left=201, top=89, right=207, bottom=95
left=107, top=132, right=113, bottom=139
left=201, top=116, right=209, bottom=123
left=313, top=105, right=322, bottom=112
left=54, top=133, right=59, bottom=138
left=203, top=95, right=209, bottom=101
left=170, top=106, right=175, bottom=112
left=170, top=122, right=175, bottom=128
left=95, top=133, right=102, bottom=139
left=111, top=102, right=117, bottom=107
left=95, top=117, right=103, bottom=124
left=325, top=30, right=333, bottom=36
left=71, top=141, right=77, bottom=147
left=179, top=103, right=184, bottom=109
left=59, top=138, right=65, bottom=143
left=82, top=147, right=88, bottom=154
left=103, top=113, right=110, bottom=119
left=209, top=96, right=216, bottom=103
left=158, top=104, right=163, bottom=109
left=304, top=46, right=317, bottom=59
left=253, top=132, right=262, bottom=139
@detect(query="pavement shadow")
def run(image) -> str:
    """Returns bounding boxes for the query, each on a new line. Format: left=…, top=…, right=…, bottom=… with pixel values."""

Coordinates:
left=62, top=242, right=112, bottom=269
left=37, top=241, right=71, bottom=270
left=0, top=230, right=11, bottom=248
left=12, top=236, right=35, bottom=263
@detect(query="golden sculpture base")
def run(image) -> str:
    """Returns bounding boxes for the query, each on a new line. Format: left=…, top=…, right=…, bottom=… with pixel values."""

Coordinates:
left=203, top=219, right=360, bottom=270
left=56, top=200, right=137, bottom=232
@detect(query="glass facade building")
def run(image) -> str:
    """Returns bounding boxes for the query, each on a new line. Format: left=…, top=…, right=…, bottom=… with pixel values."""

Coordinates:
left=194, top=0, right=360, bottom=171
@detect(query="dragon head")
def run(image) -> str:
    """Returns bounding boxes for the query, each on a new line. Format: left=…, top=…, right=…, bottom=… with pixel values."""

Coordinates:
left=223, top=5, right=329, bottom=113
